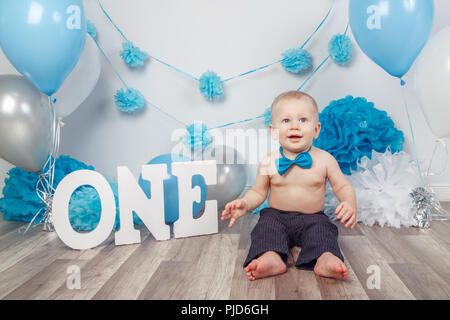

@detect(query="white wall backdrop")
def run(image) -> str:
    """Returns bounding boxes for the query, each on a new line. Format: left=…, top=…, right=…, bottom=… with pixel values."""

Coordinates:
left=1, top=0, right=449, bottom=200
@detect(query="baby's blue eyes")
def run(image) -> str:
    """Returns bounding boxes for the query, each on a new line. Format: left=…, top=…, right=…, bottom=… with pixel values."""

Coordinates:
left=282, top=118, right=307, bottom=123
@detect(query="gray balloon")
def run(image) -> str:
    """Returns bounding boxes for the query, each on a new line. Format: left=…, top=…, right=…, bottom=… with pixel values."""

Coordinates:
left=0, top=75, right=54, bottom=173
left=202, top=145, right=248, bottom=210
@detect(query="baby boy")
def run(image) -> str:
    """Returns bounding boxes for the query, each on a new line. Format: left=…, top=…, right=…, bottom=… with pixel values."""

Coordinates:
left=221, top=90, right=357, bottom=281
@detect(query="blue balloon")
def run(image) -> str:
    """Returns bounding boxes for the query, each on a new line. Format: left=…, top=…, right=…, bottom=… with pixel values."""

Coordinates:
left=349, top=0, right=433, bottom=78
left=0, top=0, right=86, bottom=95
left=138, top=154, right=208, bottom=225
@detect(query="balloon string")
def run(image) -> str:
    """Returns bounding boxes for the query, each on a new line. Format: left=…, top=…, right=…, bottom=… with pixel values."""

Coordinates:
left=400, top=80, right=425, bottom=187
left=426, top=138, right=448, bottom=177
left=20, top=98, right=59, bottom=234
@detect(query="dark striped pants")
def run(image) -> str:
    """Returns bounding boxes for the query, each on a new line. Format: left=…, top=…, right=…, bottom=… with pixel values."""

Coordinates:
left=243, top=207, right=344, bottom=270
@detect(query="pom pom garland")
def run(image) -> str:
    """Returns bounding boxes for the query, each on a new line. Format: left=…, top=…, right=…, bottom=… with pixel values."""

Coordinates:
left=120, top=41, right=149, bottom=68
left=313, top=96, right=405, bottom=175
left=114, top=88, right=146, bottom=113
left=281, top=48, right=312, bottom=73
left=328, top=34, right=352, bottom=65
left=199, top=71, right=224, bottom=101
left=183, top=122, right=212, bottom=151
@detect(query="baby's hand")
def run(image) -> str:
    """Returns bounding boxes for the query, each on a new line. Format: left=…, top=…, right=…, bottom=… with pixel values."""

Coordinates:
left=335, top=201, right=357, bottom=229
left=221, top=199, right=248, bottom=228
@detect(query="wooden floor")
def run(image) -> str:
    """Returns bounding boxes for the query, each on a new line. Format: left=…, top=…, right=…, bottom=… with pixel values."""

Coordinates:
left=0, top=203, right=449, bottom=300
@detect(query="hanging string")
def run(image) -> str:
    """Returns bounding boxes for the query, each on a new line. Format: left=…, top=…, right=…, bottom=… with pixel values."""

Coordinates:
left=209, top=115, right=265, bottom=130
left=96, top=0, right=335, bottom=84
left=222, top=0, right=336, bottom=83
left=301, top=0, right=336, bottom=49
left=297, top=55, right=330, bottom=91
left=91, top=33, right=129, bottom=89
left=97, top=0, right=129, bottom=42
left=297, top=21, right=349, bottom=92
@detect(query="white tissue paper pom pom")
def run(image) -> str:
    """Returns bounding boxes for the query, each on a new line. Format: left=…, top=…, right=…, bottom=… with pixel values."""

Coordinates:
left=324, top=149, right=421, bottom=228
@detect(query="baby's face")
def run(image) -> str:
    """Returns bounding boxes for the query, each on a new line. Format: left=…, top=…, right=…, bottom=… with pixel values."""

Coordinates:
left=269, top=98, right=321, bottom=153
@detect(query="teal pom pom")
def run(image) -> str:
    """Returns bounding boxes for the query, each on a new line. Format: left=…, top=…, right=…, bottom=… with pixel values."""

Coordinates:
left=114, top=88, right=145, bottom=113
left=263, top=106, right=271, bottom=128
left=199, top=71, right=224, bottom=101
left=281, top=48, right=311, bottom=73
left=120, top=41, right=149, bottom=68
left=313, top=96, right=405, bottom=175
left=183, top=122, right=212, bottom=151
left=328, top=34, right=352, bottom=65
left=86, top=20, right=97, bottom=39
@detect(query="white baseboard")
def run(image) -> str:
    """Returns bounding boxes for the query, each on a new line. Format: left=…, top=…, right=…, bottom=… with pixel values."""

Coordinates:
left=429, top=184, right=450, bottom=202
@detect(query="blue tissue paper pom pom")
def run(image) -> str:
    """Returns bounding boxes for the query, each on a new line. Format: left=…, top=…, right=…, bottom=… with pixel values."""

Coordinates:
left=183, top=122, right=212, bottom=151
left=313, top=96, right=405, bottom=175
left=120, top=41, right=149, bottom=68
left=281, top=48, right=311, bottom=73
left=199, top=71, right=224, bottom=101
left=0, top=156, right=139, bottom=231
left=114, top=88, right=146, bottom=113
left=86, top=20, right=97, bottom=39
left=328, top=34, right=352, bottom=65
left=263, top=106, right=271, bottom=128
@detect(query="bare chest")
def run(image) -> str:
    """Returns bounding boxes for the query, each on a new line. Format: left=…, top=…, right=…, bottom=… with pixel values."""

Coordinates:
left=269, top=156, right=327, bottom=189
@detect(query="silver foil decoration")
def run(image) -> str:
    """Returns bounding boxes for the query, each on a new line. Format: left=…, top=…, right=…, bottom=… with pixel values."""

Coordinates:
left=410, top=186, right=450, bottom=228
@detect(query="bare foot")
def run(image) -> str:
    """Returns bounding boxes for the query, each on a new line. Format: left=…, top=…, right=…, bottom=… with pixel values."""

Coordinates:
left=244, top=251, right=287, bottom=281
left=313, top=252, right=348, bottom=280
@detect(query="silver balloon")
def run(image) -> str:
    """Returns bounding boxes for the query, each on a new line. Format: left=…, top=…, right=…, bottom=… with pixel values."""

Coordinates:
left=0, top=74, right=54, bottom=173
left=202, top=144, right=248, bottom=210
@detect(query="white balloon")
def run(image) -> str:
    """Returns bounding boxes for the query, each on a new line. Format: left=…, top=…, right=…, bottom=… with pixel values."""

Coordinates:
left=414, top=26, right=450, bottom=139
left=53, top=35, right=101, bottom=119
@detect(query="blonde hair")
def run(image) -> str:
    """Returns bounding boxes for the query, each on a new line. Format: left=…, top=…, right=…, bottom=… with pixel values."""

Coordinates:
left=270, top=90, right=319, bottom=124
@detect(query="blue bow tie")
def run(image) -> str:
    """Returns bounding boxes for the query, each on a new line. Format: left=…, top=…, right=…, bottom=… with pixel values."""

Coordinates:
left=275, top=146, right=312, bottom=176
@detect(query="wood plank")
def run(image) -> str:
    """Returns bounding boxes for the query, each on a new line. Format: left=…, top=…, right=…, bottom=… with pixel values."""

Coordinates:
left=339, top=236, right=415, bottom=299
left=0, top=218, right=25, bottom=236
left=0, top=229, right=59, bottom=273
left=48, top=231, right=149, bottom=300
left=163, top=233, right=211, bottom=263
left=93, top=236, right=172, bottom=300
left=428, top=220, right=450, bottom=250
left=0, top=234, right=88, bottom=298
left=390, top=263, right=450, bottom=299
left=138, top=260, right=197, bottom=300
left=357, top=224, right=424, bottom=264
left=171, top=233, right=239, bottom=299
left=275, top=247, right=322, bottom=300
left=400, top=234, right=450, bottom=285
left=3, top=259, right=88, bottom=300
